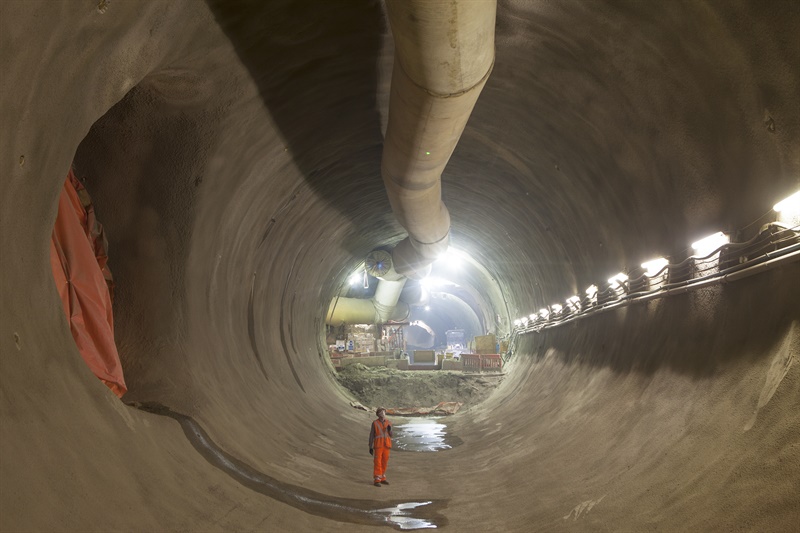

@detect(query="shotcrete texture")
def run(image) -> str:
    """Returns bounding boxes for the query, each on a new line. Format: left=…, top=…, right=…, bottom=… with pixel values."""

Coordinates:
left=1, top=1, right=799, bottom=531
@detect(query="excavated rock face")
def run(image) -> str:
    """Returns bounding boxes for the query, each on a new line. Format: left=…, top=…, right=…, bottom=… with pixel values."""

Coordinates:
left=1, top=1, right=798, bottom=532
left=336, top=365, right=504, bottom=409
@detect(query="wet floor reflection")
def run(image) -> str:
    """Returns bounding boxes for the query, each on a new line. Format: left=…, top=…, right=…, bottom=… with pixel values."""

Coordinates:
left=129, top=402, right=447, bottom=530
left=392, top=418, right=463, bottom=452
left=379, top=502, right=439, bottom=530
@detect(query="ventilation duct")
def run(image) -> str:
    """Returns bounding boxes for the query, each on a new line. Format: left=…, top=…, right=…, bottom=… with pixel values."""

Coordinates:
left=326, top=0, right=496, bottom=324
left=383, top=0, right=496, bottom=279
left=325, top=250, right=409, bottom=325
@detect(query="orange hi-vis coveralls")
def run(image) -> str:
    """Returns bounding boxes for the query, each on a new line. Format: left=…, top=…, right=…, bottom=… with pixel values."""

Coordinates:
left=369, top=418, right=392, bottom=483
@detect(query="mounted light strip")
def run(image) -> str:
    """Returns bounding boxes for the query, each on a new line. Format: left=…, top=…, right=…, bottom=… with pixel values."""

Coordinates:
left=608, top=273, right=628, bottom=288
left=642, top=257, right=668, bottom=277
left=692, top=232, right=729, bottom=257
left=773, top=191, right=800, bottom=213
left=512, top=190, right=800, bottom=335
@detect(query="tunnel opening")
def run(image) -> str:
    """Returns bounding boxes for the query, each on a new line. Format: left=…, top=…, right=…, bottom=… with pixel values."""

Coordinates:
left=47, top=71, right=204, bottom=402
left=42, top=59, right=231, bottom=408
left=67, top=68, right=225, bottom=404
left=325, top=243, right=513, bottom=413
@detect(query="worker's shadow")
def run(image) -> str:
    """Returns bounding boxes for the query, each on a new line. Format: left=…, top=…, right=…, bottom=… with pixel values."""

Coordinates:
left=205, top=0, right=392, bottom=253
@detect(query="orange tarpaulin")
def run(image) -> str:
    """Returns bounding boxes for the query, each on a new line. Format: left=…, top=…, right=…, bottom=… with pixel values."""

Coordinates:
left=50, top=169, right=126, bottom=397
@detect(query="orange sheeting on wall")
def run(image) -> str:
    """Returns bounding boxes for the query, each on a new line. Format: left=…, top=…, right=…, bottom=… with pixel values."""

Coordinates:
left=50, top=169, right=127, bottom=397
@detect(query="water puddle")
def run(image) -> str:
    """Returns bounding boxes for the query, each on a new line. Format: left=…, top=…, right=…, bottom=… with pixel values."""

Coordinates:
left=392, top=418, right=463, bottom=452
left=128, top=402, right=446, bottom=530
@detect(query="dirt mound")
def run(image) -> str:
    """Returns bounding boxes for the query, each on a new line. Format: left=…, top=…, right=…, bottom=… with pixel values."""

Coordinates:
left=335, top=364, right=504, bottom=410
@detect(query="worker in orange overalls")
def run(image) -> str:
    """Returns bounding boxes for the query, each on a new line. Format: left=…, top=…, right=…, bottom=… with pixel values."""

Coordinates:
left=368, top=407, right=392, bottom=486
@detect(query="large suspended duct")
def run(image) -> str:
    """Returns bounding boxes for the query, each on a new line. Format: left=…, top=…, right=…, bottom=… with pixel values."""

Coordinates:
left=325, top=250, right=409, bottom=325
left=326, top=1, right=496, bottom=324
left=383, top=0, right=496, bottom=279
left=325, top=297, right=410, bottom=326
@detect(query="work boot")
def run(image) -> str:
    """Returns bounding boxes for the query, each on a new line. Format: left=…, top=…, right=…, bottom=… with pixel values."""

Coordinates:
left=374, top=481, right=381, bottom=487
left=380, top=480, right=389, bottom=485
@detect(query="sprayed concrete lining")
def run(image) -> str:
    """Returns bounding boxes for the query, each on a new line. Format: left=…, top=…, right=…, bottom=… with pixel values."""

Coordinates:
left=1, top=1, right=799, bottom=531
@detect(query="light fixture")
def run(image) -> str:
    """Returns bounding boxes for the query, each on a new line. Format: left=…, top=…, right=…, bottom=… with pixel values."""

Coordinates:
left=691, top=232, right=729, bottom=257
left=513, top=319, right=522, bottom=327
left=608, top=272, right=628, bottom=288
left=539, top=308, right=549, bottom=319
left=437, top=246, right=464, bottom=268
left=641, top=257, right=668, bottom=277
left=349, top=272, right=361, bottom=286
left=424, top=305, right=431, bottom=311
left=529, top=313, right=538, bottom=321
left=586, top=285, right=598, bottom=298
left=566, top=296, right=581, bottom=310
left=773, top=191, right=800, bottom=213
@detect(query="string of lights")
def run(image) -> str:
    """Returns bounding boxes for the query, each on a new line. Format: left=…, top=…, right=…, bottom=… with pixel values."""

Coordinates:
left=512, top=190, right=800, bottom=336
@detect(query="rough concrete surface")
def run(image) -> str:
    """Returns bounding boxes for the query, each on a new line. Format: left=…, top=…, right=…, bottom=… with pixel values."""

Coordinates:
left=1, top=0, right=799, bottom=532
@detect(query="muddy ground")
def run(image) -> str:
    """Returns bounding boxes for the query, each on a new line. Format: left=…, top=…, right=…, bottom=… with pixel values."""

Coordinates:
left=335, top=364, right=505, bottom=410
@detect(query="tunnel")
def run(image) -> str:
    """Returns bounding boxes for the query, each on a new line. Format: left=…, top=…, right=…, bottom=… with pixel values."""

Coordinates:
left=1, top=0, right=799, bottom=531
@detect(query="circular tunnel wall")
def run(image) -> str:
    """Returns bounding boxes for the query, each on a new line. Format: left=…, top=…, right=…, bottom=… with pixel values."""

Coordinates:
left=1, top=1, right=799, bottom=532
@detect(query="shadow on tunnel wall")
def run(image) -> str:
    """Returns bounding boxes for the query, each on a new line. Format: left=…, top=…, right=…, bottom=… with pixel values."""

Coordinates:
left=520, top=266, right=800, bottom=378
left=205, top=0, right=388, bottom=240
